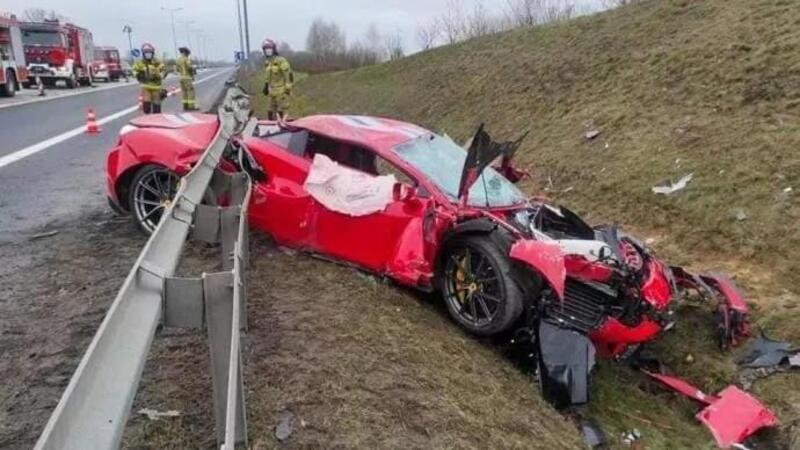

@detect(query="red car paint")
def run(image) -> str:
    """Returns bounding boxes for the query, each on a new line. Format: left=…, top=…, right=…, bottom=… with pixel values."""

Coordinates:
left=640, top=259, right=673, bottom=310
left=509, top=240, right=566, bottom=300
left=645, top=371, right=778, bottom=447
left=105, top=113, right=748, bottom=359
left=590, top=318, right=663, bottom=358
left=563, top=254, right=615, bottom=283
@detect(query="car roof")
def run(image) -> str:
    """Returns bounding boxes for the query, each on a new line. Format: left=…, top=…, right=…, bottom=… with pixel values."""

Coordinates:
left=289, top=115, right=432, bottom=153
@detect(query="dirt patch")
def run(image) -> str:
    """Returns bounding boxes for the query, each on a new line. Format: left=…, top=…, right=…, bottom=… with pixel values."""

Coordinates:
left=0, top=211, right=145, bottom=448
left=0, top=211, right=582, bottom=449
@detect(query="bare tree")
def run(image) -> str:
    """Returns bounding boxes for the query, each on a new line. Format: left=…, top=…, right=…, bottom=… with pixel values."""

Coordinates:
left=465, top=1, right=501, bottom=38
left=23, top=8, right=68, bottom=22
left=277, top=41, right=294, bottom=56
left=504, top=0, right=577, bottom=27
left=415, top=20, right=440, bottom=51
left=305, top=17, right=347, bottom=62
left=364, top=24, right=386, bottom=60
left=383, top=31, right=405, bottom=61
left=438, top=0, right=468, bottom=44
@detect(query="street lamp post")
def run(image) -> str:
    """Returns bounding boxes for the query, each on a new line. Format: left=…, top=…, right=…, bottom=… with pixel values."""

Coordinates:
left=122, top=24, right=133, bottom=63
left=242, top=0, right=251, bottom=56
left=161, top=6, right=183, bottom=59
left=235, top=0, right=245, bottom=59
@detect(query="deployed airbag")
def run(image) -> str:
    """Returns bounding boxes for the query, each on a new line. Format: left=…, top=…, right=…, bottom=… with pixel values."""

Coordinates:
left=304, top=153, right=396, bottom=216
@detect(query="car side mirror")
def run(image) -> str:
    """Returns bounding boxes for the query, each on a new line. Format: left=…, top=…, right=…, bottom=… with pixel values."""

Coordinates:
left=393, top=183, right=417, bottom=202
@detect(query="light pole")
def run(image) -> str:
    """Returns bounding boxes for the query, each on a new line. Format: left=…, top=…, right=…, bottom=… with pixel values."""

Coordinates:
left=122, top=24, right=133, bottom=63
left=242, top=0, right=251, bottom=56
left=235, top=0, right=245, bottom=59
left=161, top=6, right=182, bottom=59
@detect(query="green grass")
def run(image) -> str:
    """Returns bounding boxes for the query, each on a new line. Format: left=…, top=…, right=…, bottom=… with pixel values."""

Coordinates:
left=243, top=0, right=800, bottom=447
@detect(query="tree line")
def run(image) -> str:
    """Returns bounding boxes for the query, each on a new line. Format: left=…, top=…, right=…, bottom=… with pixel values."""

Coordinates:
left=283, top=0, right=627, bottom=73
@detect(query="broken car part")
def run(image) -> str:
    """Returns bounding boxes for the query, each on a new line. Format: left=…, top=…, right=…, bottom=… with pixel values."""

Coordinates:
left=643, top=370, right=778, bottom=448
left=537, top=320, right=596, bottom=409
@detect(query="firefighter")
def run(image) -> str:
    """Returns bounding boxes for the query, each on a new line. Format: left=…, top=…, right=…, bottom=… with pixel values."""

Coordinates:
left=261, top=39, right=293, bottom=120
left=132, top=43, right=166, bottom=114
left=176, top=47, right=197, bottom=111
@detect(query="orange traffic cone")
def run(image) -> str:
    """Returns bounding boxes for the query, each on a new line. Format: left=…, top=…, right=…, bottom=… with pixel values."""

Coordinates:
left=86, top=108, right=101, bottom=134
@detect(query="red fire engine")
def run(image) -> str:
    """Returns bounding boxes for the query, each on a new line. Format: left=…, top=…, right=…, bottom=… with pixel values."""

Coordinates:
left=0, top=14, right=29, bottom=97
left=21, top=20, right=94, bottom=89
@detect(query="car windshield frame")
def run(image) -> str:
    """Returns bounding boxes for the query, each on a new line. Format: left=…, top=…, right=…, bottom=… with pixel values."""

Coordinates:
left=393, top=133, right=527, bottom=208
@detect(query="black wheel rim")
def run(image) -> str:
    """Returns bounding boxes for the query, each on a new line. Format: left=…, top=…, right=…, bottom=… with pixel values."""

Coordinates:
left=132, top=168, right=178, bottom=233
left=444, top=246, right=503, bottom=327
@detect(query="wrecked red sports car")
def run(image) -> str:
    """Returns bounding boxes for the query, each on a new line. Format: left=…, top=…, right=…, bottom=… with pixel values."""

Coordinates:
left=105, top=108, right=771, bottom=445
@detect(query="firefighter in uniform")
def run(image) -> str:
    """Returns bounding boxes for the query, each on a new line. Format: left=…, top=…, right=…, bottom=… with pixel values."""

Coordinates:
left=261, top=39, right=294, bottom=120
left=176, top=47, right=197, bottom=111
left=132, top=43, right=166, bottom=114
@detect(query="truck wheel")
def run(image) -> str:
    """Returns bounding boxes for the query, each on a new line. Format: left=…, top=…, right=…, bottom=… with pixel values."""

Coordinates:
left=441, top=234, right=526, bottom=335
left=2, top=71, right=16, bottom=97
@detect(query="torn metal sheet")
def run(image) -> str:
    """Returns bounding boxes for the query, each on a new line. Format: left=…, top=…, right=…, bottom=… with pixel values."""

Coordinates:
left=737, top=334, right=794, bottom=368
left=537, top=321, right=596, bottom=409
left=652, top=173, right=693, bottom=195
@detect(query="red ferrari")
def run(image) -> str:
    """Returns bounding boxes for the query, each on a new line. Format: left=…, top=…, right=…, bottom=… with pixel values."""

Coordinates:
left=106, top=110, right=752, bottom=408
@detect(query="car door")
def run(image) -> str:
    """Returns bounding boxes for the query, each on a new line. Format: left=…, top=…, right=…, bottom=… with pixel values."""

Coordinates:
left=245, top=130, right=316, bottom=248
left=307, top=149, right=434, bottom=284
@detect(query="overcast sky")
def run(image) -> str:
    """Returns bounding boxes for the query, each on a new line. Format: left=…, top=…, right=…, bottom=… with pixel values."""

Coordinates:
left=2, top=0, right=605, bottom=61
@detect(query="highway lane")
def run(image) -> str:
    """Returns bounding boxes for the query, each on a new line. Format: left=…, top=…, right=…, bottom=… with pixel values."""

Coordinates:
left=0, top=67, right=235, bottom=241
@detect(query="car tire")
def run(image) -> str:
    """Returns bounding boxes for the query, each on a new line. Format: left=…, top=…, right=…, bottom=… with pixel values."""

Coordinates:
left=441, top=233, right=525, bottom=336
left=128, top=164, right=180, bottom=235
left=2, top=70, right=16, bottom=97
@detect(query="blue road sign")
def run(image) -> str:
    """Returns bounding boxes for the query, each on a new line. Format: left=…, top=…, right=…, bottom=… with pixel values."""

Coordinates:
left=131, top=48, right=141, bottom=58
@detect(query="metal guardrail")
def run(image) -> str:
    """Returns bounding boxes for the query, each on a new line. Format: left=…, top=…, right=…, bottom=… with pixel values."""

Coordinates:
left=35, top=85, right=254, bottom=450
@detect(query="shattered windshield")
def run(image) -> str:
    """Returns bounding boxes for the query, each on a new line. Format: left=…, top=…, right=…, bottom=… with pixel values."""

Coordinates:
left=394, top=134, right=526, bottom=207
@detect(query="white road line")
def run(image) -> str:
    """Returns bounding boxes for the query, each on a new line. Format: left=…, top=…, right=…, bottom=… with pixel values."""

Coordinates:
left=0, top=68, right=233, bottom=170
left=0, top=68, right=226, bottom=111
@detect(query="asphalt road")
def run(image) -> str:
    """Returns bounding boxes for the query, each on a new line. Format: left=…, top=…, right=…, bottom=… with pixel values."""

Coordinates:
left=0, top=67, right=235, bottom=241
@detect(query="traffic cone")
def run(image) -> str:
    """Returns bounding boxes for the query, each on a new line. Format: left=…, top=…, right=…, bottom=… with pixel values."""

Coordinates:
left=86, top=108, right=101, bottom=134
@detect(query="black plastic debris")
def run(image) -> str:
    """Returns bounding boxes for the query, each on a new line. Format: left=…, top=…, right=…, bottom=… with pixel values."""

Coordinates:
left=737, top=333, right=796, bottom=368
left=537, top=320, right=596, bottom=409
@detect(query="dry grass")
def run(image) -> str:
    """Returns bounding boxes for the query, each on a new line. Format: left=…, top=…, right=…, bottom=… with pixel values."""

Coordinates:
left=243, top=236, right=582, bottom=449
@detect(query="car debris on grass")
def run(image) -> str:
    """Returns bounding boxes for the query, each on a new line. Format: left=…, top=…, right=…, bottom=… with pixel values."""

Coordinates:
left=652, top=173, right=694, bottom=195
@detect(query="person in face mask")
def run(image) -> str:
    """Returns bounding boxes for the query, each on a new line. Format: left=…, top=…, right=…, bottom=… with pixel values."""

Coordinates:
left=261, top=38, right=294, bottom=121
left=132, top=43, right=166, bottom=114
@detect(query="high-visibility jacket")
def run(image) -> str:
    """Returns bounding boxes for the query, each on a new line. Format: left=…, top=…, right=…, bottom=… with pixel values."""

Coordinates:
left=177, top=55, right=194, bottom=80
left=264, top=56, right=293, bottom=96
left=132, top=58, right=166, bottom=90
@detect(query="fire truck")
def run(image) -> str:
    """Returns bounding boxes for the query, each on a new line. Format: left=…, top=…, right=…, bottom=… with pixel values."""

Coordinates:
left=20, top=20, right=94, bottom=89
left=0, top=14, right=28, bottom=97
left=91, top=46, right=124, bottom=82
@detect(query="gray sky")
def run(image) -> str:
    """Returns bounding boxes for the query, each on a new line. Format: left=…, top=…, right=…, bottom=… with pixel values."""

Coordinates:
left=1, top=0, right=604, bottom=61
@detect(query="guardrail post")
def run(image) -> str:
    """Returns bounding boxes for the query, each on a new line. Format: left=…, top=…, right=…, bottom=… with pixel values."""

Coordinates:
left=204, top=271, right=247, bottom=448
